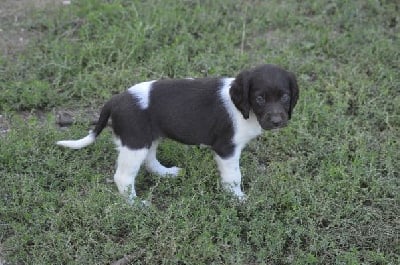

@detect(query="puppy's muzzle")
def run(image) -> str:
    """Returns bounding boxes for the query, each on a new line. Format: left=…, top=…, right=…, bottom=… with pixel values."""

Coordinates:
left=260, top=113, right=288, bottom=130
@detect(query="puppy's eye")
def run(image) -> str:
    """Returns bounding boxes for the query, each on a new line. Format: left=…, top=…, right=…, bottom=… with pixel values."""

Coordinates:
left=281, top=94, right=290, bottom=103
left=256, top=96, right=265, bottom=105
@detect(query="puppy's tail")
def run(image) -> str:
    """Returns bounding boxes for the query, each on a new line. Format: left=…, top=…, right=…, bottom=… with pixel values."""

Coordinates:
left=56, top=100, right=112, bottom=149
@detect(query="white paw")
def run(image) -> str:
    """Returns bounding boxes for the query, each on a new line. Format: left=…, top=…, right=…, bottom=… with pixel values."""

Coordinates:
left=235, top=192, right=247, bottom=202
left=159, top=166, right=181, bottom=177
left=126, top=197, right=151, bottom=207
left=146, top=162, right=182, bottom=177
left=224, top=184, right=247, bottom=201
left=140, top=200, right=151, bottom=207
left=156, top=167, right=182, bottom=178
left=127, top=194, right=136, bottom=205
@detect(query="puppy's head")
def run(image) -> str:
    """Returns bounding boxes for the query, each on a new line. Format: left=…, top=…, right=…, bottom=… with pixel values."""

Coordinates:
left=230, top=64, right=299, bottom=130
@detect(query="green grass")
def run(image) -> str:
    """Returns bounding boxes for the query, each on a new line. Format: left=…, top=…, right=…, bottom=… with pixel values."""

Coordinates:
left=1, top=0, right=399, bottom=264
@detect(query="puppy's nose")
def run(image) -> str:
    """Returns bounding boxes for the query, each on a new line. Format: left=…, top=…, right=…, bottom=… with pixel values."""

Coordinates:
left=271, top=115, right=283, bottom=127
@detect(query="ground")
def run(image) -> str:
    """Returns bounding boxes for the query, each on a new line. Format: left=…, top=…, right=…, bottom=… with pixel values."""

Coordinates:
left=0, top=0, right=399, bottom=264
left=1, top=3, right=68, bottom=264
left=0, top=0, right=65, bottom=135
left=0, top=0, right=64, bottom=55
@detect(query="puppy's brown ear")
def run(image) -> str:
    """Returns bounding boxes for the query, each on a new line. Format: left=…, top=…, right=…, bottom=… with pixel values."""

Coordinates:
left=230, top=70, right=250, bottom=119
left=288, top=71, right=299, bottom=119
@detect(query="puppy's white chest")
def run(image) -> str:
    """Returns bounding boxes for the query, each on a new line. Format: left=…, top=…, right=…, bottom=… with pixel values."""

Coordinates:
left=233, top=113, right=262, bottom=146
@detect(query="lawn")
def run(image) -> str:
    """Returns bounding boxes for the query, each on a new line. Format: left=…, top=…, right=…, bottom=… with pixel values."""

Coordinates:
left=0, top=0, right=399, bottom=264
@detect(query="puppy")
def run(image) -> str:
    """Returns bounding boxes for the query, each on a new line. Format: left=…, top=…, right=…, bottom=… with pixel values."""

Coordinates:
left=57, top=64, right=299, bottom=202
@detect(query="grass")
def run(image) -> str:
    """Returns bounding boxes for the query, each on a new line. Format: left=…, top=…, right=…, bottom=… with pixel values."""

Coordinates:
left=0, top=0, right=399, bottom=264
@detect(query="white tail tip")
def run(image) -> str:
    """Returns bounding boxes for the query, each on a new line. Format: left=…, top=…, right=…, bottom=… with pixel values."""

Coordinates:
left=56, top=131, right=96, bottom=149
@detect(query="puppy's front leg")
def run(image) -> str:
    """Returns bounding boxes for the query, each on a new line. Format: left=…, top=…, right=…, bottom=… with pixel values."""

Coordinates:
left=214, top=151, right=246, bottom=200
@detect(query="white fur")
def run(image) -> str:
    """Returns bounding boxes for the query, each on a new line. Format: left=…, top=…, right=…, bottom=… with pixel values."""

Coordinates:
left=127, top=81, right=155, bottom=109
left=215, top=150, right=245, bottom=200
left=214, top=78, right=263, bottom=200
left=113, top=144, right=148, bottom=202
left=219, top=78, right=262, bottom=147
left=56, top=131, right=96, bottom=149
left=58, top=77, right=264, bottom=202
left=145, top=141, right=181, bottom=176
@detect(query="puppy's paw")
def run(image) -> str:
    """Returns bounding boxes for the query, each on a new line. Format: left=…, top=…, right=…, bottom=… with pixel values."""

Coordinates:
left=231, top=190, right=247, bottom=202
left=224, top=184, right=247, bottom=202
left=140, top=200, right=151, bottom=207
left=162, top=166, right=182, bottom=177
left=236, top=193, right=247, bottom=203
left=126, top=197, right=151, bottom=207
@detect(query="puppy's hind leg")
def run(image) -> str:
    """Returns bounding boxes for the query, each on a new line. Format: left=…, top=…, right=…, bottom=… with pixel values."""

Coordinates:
left=114, top=146, right=148, bottom=203
left=145, top=140, right=181, bottom=177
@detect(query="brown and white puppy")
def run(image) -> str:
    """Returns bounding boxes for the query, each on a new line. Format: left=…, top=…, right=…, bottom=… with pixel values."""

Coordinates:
left=57, top=64, right=299, bottom=202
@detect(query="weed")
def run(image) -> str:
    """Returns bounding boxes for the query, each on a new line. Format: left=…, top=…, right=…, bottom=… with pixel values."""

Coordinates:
left=1, top=0, right=399, bottom=264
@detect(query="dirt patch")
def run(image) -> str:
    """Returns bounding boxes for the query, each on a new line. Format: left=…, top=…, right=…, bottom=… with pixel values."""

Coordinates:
left=0, top=108, right=104, bottom=137
left=0, top=0, right=68, bottom=56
